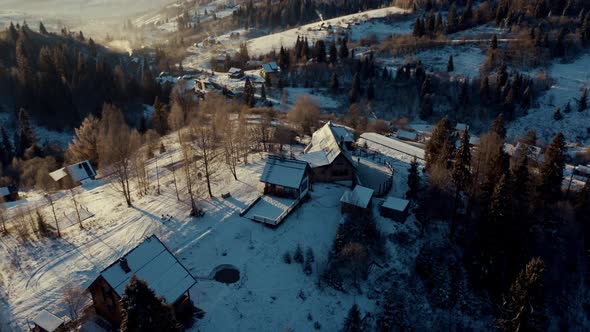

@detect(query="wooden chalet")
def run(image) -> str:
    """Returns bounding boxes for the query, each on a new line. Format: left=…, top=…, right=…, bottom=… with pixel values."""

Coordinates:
left=260, top=61, right=280, bottom=85
left=49, top=160, right=96, bottom=186
left=86, top=235, right=196, bottom=328
left=297, top=122, right=356, bottom=183
left=260, top=156, right=311, bottom=200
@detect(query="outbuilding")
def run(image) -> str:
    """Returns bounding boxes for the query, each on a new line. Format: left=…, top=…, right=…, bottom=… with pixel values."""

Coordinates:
left=49, top=160, right=96, bottom=186
left=380, top=196, right=410, bottom=222
left=340, top=185, right=374, bottom=213
left=31, top=310, right=65, bottom=332
left=260, top=156, right=311, bottom=200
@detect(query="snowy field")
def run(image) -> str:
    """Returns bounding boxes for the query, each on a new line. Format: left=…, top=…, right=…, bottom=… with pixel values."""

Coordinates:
left=507, top=52, right=590, bottom=145
left=247, top=6, right=412, bottom=56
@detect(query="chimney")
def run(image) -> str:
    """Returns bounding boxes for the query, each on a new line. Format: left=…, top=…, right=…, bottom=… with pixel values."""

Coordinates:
left=119, top=258, right=131, bottom=273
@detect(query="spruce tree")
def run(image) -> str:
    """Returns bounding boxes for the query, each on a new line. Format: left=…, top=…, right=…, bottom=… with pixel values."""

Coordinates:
left=497, top=258, right=546, bottom=332
left=564, top=101, right=572, bottom=113
left=120, top=276, right=180, bottom=332
left=0, top=125, right=13, bottom=166
left=244, top=77, right=255, bottom=107
left=15, top=108, right=36, bottom=158
left=553, top=107, right=563, bottom=120
left=447, top=4, right=458, bottom=33
left=339, top=39, right=349, bottom=60
left=331, top=73, right=339, bottom=93
left=578, top=87, right=588, bottom=112
left=349, top=73, right=361, bottom=103
left=538, top=133, right=566, bottom=204
left=151, top=97, right=169, bottom=136
left=342, top=304, right=362, bottom=332
left=39, top=21, right=48, bottom=34
left=425, top=116, right=453, bottom=169
left=452, top=130, right=472, bottom=203
left=447, top=55, right=454, bottom=72
left=406, top=157, right=420, bottom=200
left=329, top=42, right=338, bottom=64
left=491, top=113, right=507, bottom=139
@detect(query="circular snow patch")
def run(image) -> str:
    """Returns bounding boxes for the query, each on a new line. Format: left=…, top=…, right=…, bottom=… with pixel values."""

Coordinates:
left=210, top=264, right=240, bottom=284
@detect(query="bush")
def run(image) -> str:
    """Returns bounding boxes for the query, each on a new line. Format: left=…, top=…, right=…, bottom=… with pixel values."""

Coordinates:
left=294, top=244, right=303, bottom=264
left=283, top=251, right=292, bottom=264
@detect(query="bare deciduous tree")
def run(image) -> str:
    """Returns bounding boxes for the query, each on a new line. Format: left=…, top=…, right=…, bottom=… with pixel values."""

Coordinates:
left=287, top=95, right=321, bottom=135
left=191, top=122, right=220, bottom=199
left=63, top=284, right=86, bottom=321
left=70, top=189, right=83, bottom=229
left=45, top=193, right=60, bottom=237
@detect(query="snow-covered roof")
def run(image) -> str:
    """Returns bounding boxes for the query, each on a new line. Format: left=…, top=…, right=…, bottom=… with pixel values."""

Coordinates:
left=98, top=235, right=196, bottom=304
left=382, top=196, right=409, bottom=212
left=576, top=165, right=590, bottom=175
left=32, top=310, right=64, bottom=332
left=455, top=123, right=469, bottom=132
left=228, top=67, right=243, bottom=74
left=302, top=121, right=355, bottom=167
left=359, top=133, right=425, bottom=161
left=340, top=185, right=374, bottom=209
left=261, top=62, right=279, bottom=73
left=260, top=156, right=309, bottom=189
left=397, top=130, right=418, bottom=141
left=0, top=186, right=12, bottom=197
left=297, top=151, right=330, bottom=168
left=49, top=160, right=96, bottom=183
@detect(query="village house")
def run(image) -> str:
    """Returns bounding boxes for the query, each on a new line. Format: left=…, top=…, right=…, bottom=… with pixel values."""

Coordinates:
left=260, top=61, right=280, bottom=86
left=298, top=122, right=356, bottom=183
left=340, top=185, right=374, bottom=213
left=0, top=185, right=19, bottom=202
left=31, top=310, right=66, bottom=332
left=380, top=196, right=410, bottom=222
left=260, top=156, right=311, bottom=200
left=228, top=67, right=244, bottom=79
left=49, top=160, right=96, bottom=187
left=86, top=235, right=196, bottom=328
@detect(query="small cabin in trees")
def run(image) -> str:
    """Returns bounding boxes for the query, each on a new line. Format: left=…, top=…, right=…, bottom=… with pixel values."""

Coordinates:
left=86, top=235, right=196, bottom=328
left=228, top=67, right=244, bottom=79
left=260, top=156, right=311, bottom=200
left=260, top=61, right=280, bottom=85
left=340, top=185, right=374, bottom=213
left=380, top=196, right=410, bottom=222
left=0, top=185, right=19, bottom=202
left=49, top=160, right=96, bottom=186
left=298, top=122, right=356, bottom=183
left=31, top=310, right=66, bottom=332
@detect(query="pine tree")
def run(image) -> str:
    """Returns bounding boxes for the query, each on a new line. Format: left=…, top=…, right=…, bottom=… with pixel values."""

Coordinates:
left=0, top=125, right=13, bottom=166
left=491, top=113, right=507, bottom=139
left=120, top=276, right=180, bottom=332
left=447, top=55, right=454, bottom=72
left=413, top=17, right=424, bottom=37
left=553, top=107, right=563, bottom=120
left=452, top=130, right=472, bottom=201
left=349, top=72, right=361, bottom=103
left=435, top=12, right=443, bottom=33
left=447, top=4, right=458, bottom=33
left=538, top=133, right=566, bottom=204
left=314, top=40, right=327, bottom=63
left=490, top=34, right=498, bottom=50
left=244, top=77, right=255, bottom=107
left=425, top=116, right=453, bottom=169
left=15, top=108, right=36, bottom=158
left=342, top=304, right=362, bottom=332
left=330, top=73, right=339, bottom=93
left=329, top=42, right=338, bottom=64
left=578, top=87, right=588, bottom=112
left=150, top=97, right=169, bottom=136
left=66, top=115, right=100, bottom=167
left=339, top=39, right=349, bottom=60
left=497, top=258, right=546, bottom=332
left=406, top=157, right=420, bottom=200
left=39, top=21, right=48, bottom=34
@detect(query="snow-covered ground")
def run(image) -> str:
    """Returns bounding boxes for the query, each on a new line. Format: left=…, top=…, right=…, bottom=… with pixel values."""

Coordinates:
left=247, top=6, right=412, bottom=56
left=0, top=131, right=427, bottom=331
left=507, top=52, right=590, bottom=145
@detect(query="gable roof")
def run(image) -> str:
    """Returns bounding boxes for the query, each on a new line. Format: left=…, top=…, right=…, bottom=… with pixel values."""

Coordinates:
left=340, top=185, right=374, bottom=208
left=302, top=121, right=355, bottom=167
left=49, top=160, right=96, bottom=182
left=262, top=62, right=279, bottom=73
left=97, top=235, right=196, bottom=304
left=260, top=156, right=309, bottom=189
left=32, top=310, right=64, bottom=332
left=382, top=196, right=409, bottom=212
left=228, top=67, right=243, bottom=74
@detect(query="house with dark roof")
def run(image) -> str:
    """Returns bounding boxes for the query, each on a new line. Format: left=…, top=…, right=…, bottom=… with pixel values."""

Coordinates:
left=297, top=121, right=356, bottom=183
left=86, top=235, right=196, bottom=328
left=49, top=160, right=96, bottom=186
left=261, top=156, right=311, bottom=200
left=260, top=61, right=280, bottom=85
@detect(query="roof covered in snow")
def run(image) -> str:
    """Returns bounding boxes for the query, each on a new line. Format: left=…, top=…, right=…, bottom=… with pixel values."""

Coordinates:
left=359, top=133, right=425, bottom=161
left=0, top=186, right=15, bottom=197
left=382, top=196, right=409, bottom=212
left=97, top=235, right=196, bottom=304
left=49, top=160, right=96, bottom=183
left=340, top=185, right=374, bottom=208
left=302, top=121, right=355, bottom=167
left=32, top=310, right=64, bottom=332
left=455, top=123, right=469, bottom=132
left=228, top=67, right=243, bottom=74
left=261, top=62, right=279, bottom=73
left=397, top=130, right=418, bottom=141
left=260, top=156, right=309, bottom=189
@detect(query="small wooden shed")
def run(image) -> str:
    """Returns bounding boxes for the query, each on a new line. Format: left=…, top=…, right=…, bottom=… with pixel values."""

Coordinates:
left=340, top=185, right=374, bottom=213
left=31, top=310, right=65, bottom=332
left=380, top=196, right=410, bottom=222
